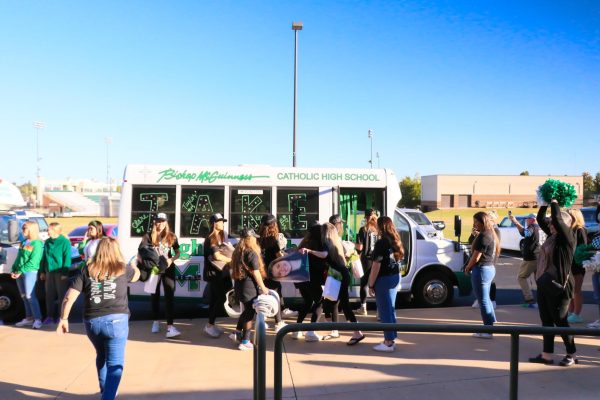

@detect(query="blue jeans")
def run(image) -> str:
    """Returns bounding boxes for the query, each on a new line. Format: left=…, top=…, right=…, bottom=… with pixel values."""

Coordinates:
left=375, top=273, right=400, bottom=341
left=471, top=265, right=497, bottom=326
left=84, top=314, right=129, bottom=400
left=592, top=273, right=600, bottom=315
left=16, top=271, right=42, bottom=320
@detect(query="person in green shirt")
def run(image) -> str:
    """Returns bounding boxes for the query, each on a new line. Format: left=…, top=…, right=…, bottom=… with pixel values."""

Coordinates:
left=40, top=222, right=72, bottom=324
left=11, top=221, right=44, bottom=329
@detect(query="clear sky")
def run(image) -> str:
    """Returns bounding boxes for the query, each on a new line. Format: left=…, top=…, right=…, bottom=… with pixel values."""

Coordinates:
left=1, top=0, right=599, bottom=185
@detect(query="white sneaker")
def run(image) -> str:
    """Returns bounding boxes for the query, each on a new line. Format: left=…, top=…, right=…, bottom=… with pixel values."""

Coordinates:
left=471, top=300, right=479, bottom=308
left=586, top=319, right=600, bottom=329
left=15, top=318, right=34, bottom=327
left=304, top=331, right=322, bottom=342
left=204, top=324, right=221, bottom=338
left=329, top=330, right=340, bottom=338
left=291, top=331, right=304, bottom=340
left=229, top=331, right=242, bottom=343
left=32, top=320, right=43, bottom=330
left=373, top=342, right=395, bottom=352
left=282, top=308, right=298, bottom=317
left=238, top=341, right=253, bottom=351
left=166, top=326, right=181, bottom=338
left=359, top=303, right=368, bottom=316
left=472, top=332, right=493, bottom=339
left=151, top=321, right=160, bottom=333
left=275, top=321, right=287, bottom=333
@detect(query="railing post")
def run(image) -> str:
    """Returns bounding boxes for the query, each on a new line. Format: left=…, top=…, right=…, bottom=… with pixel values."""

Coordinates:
left=509, top=333, right=519, bottom=400
left=254, top=312, right=266, bottom=400
left=274, top=329, right=284, bottom=400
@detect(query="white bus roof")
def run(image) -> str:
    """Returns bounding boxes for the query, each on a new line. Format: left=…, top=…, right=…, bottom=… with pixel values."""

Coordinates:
left=123, top=164, right=398, bottom=188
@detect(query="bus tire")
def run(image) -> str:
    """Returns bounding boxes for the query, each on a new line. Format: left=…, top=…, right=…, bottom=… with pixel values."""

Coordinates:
left=0, top=277, right=25, bottom=323
left=413, top=271, right=453, bottom=307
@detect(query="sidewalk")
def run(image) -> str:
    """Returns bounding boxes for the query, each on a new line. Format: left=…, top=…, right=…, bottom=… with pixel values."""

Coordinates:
left=1, top=305, right=599, bottom=399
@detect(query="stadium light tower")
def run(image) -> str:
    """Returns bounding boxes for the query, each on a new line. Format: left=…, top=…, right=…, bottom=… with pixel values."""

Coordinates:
left=292, top=21, right=303, bottom=167
left=368, top=129, right=374, bottom=168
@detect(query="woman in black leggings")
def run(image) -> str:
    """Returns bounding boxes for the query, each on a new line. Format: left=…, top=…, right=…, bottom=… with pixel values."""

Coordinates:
left=138, top=213, right=180, bottom=339
left=230, top=228, right=269, bottom=350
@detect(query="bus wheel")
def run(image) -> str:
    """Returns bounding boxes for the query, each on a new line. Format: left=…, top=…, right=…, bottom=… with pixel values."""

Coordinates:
left=0, top=278, right=25, bottom=323
left=413, top=272, right=453, bottom=307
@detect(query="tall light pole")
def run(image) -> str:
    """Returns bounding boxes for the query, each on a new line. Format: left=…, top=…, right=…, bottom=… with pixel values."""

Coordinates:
left=368, top=129, right=374, bottom=168
left=33, top=121, right=45, bottom=208
left=376, top=152, right=380, bottom=168
left=292, top=21, right=303, bottom=167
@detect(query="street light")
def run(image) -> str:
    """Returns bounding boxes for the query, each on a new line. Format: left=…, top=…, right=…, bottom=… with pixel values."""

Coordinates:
left=376, top=152, right=380, bottom=168
left=368, top=129, right=374, bottom=168
left=33, top=121, right=45, bottom=208
left=292, top=21, right=303, bottom=168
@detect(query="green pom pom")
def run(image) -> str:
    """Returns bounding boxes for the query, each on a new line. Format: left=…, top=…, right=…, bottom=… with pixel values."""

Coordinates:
left=538, top=179, right=577, bottom=208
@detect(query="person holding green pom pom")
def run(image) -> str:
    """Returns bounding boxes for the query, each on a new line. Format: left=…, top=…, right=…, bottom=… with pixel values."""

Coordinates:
left=529, top=199, right=577, bottom=366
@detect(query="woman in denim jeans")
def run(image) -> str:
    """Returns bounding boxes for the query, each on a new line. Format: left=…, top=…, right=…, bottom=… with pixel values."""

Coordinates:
left=367, top=216, right=405, bottom=352
left=465, top=212, right=500, bottom=339
left=58, top=237, right=140, bottom=400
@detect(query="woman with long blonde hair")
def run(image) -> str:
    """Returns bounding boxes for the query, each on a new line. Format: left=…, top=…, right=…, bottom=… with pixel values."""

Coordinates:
left=11, top=221, right=44, bottom=329
left=57, top=237, right=140, bottom=400
left=230, top=228, right=269, bottom=350
left=566, top=208, right=588, bottom=323
left=322, top=222, right=364, bottom=346
left=138, top=213, right=181, bottom=338
left=465, top=211, right=500, bottom=338
left=356, top=208, right=378, bottom=315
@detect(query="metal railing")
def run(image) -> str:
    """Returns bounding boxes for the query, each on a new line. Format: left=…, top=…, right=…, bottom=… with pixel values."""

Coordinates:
left=252, top=321, right=600, bottom=400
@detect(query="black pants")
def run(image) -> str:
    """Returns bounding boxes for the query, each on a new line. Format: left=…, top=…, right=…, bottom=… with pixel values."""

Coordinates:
left=327, top=264, right=357, bottom=323
left=207, top=277, right=231, bottom=325
left=359, top=257, right=372, bottom=304
left=295, top=281, right=323, bottom=323
left=264, top=279, right=283, bottom=323
left=236, top=300, right=257, bottom=341
left=151, top=268, right=176, bottom=325
left=537, top=286, right=576, bottom=354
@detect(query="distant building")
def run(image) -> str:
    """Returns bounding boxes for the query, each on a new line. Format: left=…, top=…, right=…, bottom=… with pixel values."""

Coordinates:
left=421, top=175, right=583, bottom=211
left=39, top=178, right=120, bottom=217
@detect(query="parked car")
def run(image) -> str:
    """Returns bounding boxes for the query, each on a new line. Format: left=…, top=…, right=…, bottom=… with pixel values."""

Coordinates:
left=67, top=223, right=118, bottom=246
left=580, top=207, right=599, bottom=237
left=497, top=215, right=546, bottom=252
left=14, top=210, right=49, bottom=241
left=399, top=208, right=444, bottom=238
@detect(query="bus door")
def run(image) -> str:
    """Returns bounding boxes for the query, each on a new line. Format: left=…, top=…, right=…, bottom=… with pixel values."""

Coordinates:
left=339, top=188, right=384, bottom=242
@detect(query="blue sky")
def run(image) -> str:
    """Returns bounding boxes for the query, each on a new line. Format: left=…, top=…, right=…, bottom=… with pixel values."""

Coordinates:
left=1, top=0, right=599, bottom=185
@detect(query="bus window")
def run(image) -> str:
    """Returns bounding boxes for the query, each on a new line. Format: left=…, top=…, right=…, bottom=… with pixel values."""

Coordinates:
left=277, top=188, right=319, bottom=239
left=393, top=211, right=412, bottom=271
left=180, top=187, right=225, bottom=238
left=339, top=189, right=384, bottom=242
left=131, top=185, right=176, bottom=237
left=230, top=188, right=271, bottom=235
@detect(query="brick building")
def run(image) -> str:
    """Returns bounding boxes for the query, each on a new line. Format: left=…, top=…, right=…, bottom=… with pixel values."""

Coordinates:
left=421, top=175, right=583, bottom=211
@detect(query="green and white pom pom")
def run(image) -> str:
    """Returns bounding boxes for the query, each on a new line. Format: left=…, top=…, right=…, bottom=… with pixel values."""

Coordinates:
left=536, top=179, right=578, bottom=208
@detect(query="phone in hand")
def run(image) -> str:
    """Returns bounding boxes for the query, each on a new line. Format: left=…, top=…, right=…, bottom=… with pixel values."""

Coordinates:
left=508, top=210, right=512, bottom=216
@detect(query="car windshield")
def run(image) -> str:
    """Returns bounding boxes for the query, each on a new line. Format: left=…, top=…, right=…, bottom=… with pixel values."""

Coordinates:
left=405, top=211, right=431, bottom=226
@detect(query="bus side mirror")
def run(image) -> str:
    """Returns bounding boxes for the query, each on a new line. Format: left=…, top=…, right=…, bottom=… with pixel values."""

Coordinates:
left=8, top=220, right=19, bottom=243
left=454, top=215, right=461, bottom=239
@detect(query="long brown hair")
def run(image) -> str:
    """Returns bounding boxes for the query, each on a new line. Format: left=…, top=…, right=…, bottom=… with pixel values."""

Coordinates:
left=150, top=220, right=177, bottom=247
left=87, top=237, right=126, bottom=281
left=207, top=221, right=225, bottom=247
left=364, top=209, right=378, bottom=234
left=322, top=222, right=345, bottom=267
left=258, top=220, right=279, bottom=247
left=231, top=236, right=266, bottom=280
left=88, top=220, right=105, bottom=239
left=377, top=216, right=404, bottom=261
left=473, top=211, right=501, bottom=259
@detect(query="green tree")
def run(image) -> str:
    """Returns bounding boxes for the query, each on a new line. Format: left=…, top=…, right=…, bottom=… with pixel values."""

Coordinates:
left=18, top=181, right=35, bottom=199
left=519, top=171, right=529, bottom=176
left=398, top=175, right=421, bottom=208
left=594, top=172, right=600, bottom=193
left=583, top=172, right=594, bottom=198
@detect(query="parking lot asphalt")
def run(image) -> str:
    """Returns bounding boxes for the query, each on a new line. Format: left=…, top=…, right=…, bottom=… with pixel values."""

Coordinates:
left=1, top=303, right=600, bottom=400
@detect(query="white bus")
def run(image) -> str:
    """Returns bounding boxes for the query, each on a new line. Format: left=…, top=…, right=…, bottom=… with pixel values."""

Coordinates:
left=118, top=165, right=470, bottom=307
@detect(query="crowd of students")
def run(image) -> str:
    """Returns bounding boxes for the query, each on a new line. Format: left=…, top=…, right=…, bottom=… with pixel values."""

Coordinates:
left=7, top=202, right=600, bottom=399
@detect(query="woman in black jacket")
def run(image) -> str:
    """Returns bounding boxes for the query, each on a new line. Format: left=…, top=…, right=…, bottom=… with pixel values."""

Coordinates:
left=529, top=200, right=577, bottom=366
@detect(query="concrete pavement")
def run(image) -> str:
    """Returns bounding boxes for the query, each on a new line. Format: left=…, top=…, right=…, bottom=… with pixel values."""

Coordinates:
left=1, top=305, right=600, bottom=400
